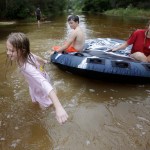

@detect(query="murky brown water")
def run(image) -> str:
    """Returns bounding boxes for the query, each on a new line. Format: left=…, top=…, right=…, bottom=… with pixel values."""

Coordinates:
left=0, top=14, right=150, bottom=150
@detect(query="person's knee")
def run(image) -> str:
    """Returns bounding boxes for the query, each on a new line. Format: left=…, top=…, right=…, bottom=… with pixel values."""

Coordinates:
left=147, top=55, right=150, bottom=62
left=131, top=52, right=147, bottom=62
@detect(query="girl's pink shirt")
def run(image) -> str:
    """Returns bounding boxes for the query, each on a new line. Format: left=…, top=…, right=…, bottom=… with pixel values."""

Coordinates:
left=20, top=57, right=53, bottom=107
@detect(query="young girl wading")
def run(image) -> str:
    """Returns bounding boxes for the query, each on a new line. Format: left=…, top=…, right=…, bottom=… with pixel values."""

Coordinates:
left=6, top=32, right=68, bottom=124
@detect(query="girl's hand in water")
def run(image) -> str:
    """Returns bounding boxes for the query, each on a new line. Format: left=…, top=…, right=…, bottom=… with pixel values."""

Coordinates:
left=55, top=106, right=68, bottom=124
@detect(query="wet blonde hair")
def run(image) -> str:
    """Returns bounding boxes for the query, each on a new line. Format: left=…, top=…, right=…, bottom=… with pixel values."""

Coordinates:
left=7, top=32, right=35, bottom=66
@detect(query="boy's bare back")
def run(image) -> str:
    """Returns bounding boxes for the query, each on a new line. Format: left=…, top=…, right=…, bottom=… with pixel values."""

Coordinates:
left=69, top=26, right=85, bottom=51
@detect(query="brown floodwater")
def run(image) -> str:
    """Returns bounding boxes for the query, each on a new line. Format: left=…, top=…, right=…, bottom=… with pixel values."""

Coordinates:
left=0, top=14, right=150, bottom=150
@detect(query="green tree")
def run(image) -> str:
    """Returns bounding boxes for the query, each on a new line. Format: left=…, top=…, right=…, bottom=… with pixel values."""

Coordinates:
left=0, top=0, right=67, bottom=20
left=82, top=0, right=110, bottom=12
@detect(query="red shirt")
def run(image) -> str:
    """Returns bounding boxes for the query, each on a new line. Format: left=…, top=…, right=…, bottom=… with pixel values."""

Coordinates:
left=127, top=29, right=150, bottom=56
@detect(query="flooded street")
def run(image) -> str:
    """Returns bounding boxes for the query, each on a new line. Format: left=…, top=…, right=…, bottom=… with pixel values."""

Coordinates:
left=0, top=14, right=150, bottom=150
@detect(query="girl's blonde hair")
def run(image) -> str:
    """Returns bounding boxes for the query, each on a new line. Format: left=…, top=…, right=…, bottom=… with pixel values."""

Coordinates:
left=7, top=32, right=35, bottom=66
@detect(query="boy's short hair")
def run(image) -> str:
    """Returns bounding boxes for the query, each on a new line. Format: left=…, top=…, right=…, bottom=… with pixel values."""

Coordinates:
left=68, top=15, right=79, bottom=23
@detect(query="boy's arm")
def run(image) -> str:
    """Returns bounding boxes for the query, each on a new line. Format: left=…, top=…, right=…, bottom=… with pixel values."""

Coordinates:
left=48, top=90, right=68, bottom=124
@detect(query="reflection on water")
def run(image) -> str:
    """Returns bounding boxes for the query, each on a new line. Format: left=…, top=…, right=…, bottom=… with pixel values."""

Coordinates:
left=0, top=14, right=150, bottom=150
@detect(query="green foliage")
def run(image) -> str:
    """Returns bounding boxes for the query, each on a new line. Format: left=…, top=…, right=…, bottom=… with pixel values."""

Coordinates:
left=5, top=0, right=33, bottom=19
left=82, top=0, right=111, bottom=12
left=104, top=8, right=150, bottom=18
left=0, top=0, right=149, bottom=19
left=67, top=0, right=84, bottom=12
left=0, top=0, right=67, bottom=20
left=82, top=0, right=150, bottom=13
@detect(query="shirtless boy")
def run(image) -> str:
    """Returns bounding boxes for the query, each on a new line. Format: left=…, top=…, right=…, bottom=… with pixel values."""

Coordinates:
left=52, top=15, right=85, bottom=53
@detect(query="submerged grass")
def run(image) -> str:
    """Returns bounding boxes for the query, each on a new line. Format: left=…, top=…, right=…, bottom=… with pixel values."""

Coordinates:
left=0, top=21, right=16, bottom=25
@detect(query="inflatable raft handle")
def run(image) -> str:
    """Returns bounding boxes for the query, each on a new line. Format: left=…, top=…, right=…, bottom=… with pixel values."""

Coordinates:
left=87, top=58, right=105, bottom=65
left=74, top=52, right=84, bottom=57
left=142, top=64, right=150, bottom=71
left=112, top=61, right=130, bottom=68
left=105, top=49, right=113, bottom=52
